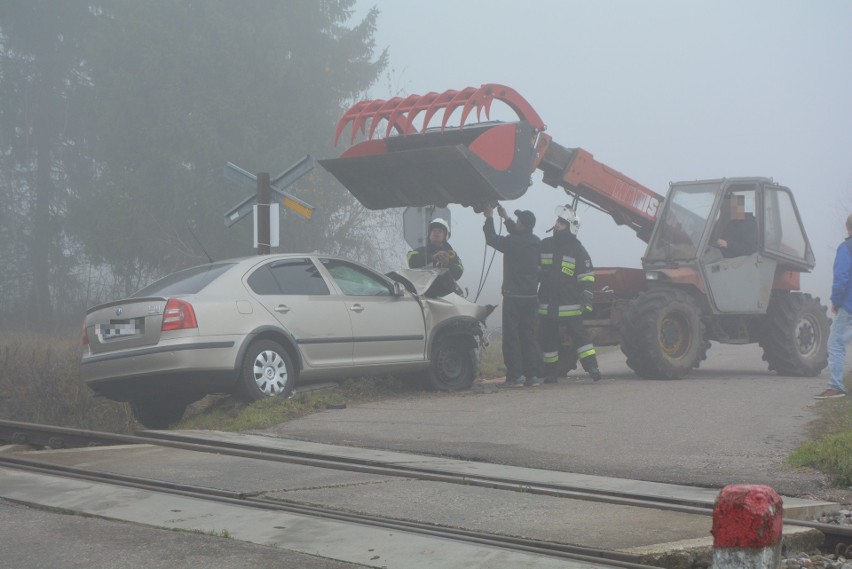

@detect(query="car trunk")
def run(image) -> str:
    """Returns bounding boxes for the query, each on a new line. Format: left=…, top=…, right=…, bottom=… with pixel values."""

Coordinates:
left=84, top=297, right=169, bottom=355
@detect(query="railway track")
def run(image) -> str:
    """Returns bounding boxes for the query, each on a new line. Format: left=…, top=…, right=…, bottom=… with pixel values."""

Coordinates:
left=2, top=419, right=851, bottom=564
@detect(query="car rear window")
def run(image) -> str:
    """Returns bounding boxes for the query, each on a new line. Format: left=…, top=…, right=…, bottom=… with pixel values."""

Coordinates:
left=248, top=259, right=330, bottom=295
left=132, top=263, right=236, bottom=297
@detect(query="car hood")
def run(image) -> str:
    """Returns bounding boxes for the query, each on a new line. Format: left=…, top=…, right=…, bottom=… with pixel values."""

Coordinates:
left=387, top=268, right=444, bottom=296
left=387, top=268, right=497, bottom=322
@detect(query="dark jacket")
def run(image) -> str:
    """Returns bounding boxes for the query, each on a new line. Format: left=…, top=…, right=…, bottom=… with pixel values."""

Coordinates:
left=832, top=236, right=852, bottom=313
left=720, top=215, right=758, bottom=258
left=538, top=229, right=595, bottom=318
left=407, top=241, right=464, bottom=281
left=483, top=217, right=540, bottom=297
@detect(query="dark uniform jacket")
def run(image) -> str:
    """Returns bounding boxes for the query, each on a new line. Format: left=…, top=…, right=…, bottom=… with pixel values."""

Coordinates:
left=407, top=241, right=464, bottom=281
left=538, top=229, right=595, bottom=318
left=719, top=215, right=758, bottom=258
left=483, top=217, right=540, bottom=297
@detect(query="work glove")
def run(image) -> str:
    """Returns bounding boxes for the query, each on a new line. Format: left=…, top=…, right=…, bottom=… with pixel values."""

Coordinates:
left=583, top=289, right=594, bottom=313
left=433, top=251, right=451, bottom=267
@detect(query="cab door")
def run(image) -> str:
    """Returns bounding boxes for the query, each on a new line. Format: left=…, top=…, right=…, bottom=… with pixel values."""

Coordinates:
left=319, top=258, right=426, bottom=364
left=702, top=184, right=771, bottom=312
left=246, top=258, right=353, bottom=367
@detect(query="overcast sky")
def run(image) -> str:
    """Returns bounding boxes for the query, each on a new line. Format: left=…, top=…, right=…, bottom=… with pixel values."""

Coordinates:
left=350, top=0, right=852, bottom=305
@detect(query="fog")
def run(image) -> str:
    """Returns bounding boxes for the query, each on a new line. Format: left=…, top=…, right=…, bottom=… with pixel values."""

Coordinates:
left=354, top=0, right=852, bottom=307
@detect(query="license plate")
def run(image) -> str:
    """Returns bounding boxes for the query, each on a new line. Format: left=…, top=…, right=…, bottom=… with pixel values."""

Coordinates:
left=99, top=319, right=143, bottom=340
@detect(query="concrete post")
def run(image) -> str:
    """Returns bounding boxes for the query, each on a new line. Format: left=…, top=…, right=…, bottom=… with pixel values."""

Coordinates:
left=711, top=484, right=783, bottom=569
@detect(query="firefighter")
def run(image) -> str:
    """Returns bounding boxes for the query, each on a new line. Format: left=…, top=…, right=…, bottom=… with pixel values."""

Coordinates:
left=483, top=204, right=542, bottom=388
left=538, top=205, right=602, bottom=382
left=407, top=218, right=464, bottom=296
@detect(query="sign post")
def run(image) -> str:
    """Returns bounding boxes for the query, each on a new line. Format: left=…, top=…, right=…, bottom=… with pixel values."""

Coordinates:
left=257, top=172, right=270, bottom=255
left=223, top=156, right=315, bottom=254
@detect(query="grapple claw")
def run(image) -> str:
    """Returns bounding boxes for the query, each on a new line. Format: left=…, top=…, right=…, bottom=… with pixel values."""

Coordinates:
left=322, top=84, right=547, bottom=210
left=440, top=87, right=478, bottom=131
left=385, top=93, right=421, bottom=138
left=422, top=89, right=460, bottom=133
left=349, top=99, right=385, bottom=145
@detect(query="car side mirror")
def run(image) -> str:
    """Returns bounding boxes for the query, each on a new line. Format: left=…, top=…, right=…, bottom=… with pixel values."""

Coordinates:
left=393, top=281, right=404, bottom=297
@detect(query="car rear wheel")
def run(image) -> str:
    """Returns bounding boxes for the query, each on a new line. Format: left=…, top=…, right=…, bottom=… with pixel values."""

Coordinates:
left=130, top=398, right=188, bottom=429
left=237, top=339, right=295, bottom=401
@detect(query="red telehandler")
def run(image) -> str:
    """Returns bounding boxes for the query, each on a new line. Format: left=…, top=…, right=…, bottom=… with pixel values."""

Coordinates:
left=319, top=84, right=829, bottom=379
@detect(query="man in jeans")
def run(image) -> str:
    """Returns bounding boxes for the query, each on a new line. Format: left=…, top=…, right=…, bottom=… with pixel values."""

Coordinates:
left=483, top=204, right=541, bottom=387
left=815, top=214, right=852, bottom=399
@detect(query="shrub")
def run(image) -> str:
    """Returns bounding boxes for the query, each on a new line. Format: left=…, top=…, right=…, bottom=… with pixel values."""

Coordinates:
left=0, top=330, right=134, bottom=432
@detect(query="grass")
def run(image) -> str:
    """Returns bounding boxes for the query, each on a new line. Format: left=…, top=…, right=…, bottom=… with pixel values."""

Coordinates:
left=177, top=376, right=426, bottom=432
left=788, top=375, right=852, bottom=486
left=0, top=330, right=134, bottom=432
left=177, top=343, right=507, bottom=432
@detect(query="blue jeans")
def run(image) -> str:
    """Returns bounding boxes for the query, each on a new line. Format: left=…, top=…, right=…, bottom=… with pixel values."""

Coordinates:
left=828, top=308, right=852, bottom=392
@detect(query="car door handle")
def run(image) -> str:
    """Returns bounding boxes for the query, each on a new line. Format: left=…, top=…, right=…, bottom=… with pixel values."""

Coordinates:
left=274, top=304, right=290, bottom=313
left=349, top=304, right=364, bottom=313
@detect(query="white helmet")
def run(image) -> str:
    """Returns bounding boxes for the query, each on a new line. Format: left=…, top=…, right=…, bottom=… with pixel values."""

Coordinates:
left=429, top=218, right=450, bottom=238
left=554, top=205, right=580, bottom=235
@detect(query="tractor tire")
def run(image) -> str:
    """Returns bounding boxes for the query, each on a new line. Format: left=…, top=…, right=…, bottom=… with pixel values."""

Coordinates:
left=620, top=288, right=709, bottom=379
left=759, top=291, right=829, bottom=377
left=237, top=339, right=296, bottom=401
left=425, top=334, right=477, bottom=391
left=130, top=397, right=188, bottom=430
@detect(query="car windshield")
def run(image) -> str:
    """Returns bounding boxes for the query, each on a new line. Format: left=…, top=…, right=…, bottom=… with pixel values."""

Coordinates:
left=132, top=263, right=236, bottom=297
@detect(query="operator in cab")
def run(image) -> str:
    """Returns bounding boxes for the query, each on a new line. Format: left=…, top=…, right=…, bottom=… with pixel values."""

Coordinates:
left=538, top=205, right=602, bottom=383
left=407, top=218, right=464, bottom=296
left=715, top=194, right=758, bottom=258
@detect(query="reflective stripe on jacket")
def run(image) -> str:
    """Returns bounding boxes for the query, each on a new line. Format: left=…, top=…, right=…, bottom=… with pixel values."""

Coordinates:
left=538, top=230, right=594, bottom=319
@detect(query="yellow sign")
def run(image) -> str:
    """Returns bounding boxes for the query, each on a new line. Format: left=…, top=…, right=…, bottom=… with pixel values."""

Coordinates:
left=282, top=197, right=314, bottom=220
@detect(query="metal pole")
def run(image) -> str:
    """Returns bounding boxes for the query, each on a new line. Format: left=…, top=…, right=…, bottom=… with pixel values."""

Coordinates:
left=257, top=172, right=271, bottom=255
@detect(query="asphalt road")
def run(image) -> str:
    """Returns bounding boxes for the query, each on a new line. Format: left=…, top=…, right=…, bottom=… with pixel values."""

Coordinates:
left=264, top=342, right=851, bottom=499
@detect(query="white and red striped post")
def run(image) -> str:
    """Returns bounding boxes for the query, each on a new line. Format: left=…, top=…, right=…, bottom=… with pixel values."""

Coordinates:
left=711, top=484, right=783, bottom=568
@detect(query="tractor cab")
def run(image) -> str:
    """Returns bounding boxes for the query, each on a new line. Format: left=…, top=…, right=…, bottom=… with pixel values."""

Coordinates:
left=643, top=178, right=815, bottom=314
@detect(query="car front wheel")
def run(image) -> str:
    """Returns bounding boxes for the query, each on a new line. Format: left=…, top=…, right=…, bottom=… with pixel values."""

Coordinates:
left=237, top=340, right=295, bottom=401
left=425, top=334, right=477, bottom=391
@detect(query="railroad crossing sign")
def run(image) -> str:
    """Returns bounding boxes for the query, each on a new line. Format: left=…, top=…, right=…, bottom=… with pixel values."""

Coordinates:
left=223, top=155, right=316, bottom=228
left=402, top=206, right=451, bottom=251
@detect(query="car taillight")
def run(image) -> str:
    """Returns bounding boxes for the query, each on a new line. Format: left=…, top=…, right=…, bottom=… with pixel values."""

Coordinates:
left=161, top=298, right=198, bottom=331
left=82, top=320, right=89, bottom=346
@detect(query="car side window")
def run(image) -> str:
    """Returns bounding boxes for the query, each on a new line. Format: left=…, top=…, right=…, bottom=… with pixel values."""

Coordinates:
left=247, top=259, right=330, bottom=295
left=320, top=259, right=393, bottom=296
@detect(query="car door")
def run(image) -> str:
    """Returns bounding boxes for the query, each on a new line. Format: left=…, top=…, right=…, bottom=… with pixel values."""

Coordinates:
left=247, top=258, right=353, bottom=367
left=319, top=258, right=426, bottom=365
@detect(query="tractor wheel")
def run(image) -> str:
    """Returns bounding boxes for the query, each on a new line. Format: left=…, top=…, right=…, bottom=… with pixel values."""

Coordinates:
left=758, top=291, right=829, bottom=377
left=130, top=398, right=188, bottom=430
left=425, top=334, right=477, bottom=391
left=620, top=288, right=708, bottom=379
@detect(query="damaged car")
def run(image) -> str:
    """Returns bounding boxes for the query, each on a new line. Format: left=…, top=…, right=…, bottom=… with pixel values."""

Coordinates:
left=81, top=254, right=495, bottom=429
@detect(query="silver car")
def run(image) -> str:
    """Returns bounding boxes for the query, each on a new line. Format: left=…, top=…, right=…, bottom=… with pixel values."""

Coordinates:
left=81, top=254, right=495, bottom=428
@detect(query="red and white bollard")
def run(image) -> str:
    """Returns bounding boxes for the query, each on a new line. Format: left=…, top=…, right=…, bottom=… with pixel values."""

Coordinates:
left=711, top=484, right=783, bottom=569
